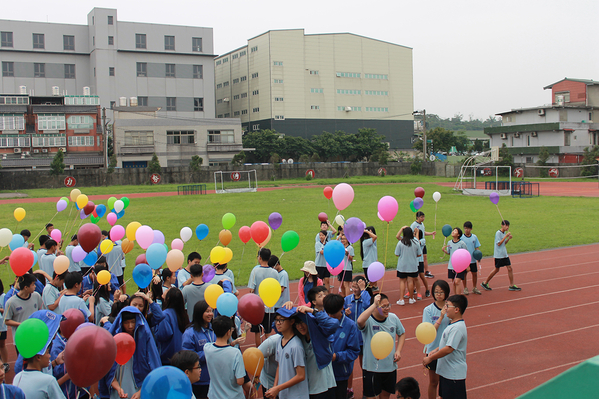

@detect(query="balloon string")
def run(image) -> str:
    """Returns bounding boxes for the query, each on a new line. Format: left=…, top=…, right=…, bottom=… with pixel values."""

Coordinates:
left=236, top=244, right=246, bottom=284
left=434, top=202, right=438, bottom=236
left=440, top=237, right=447, bottom=259
left=495, top=204, right=504, bottom=222
left=32, top=212, right=59, bottom=242
left=119, top=278, right=131, bottom=290
left=63, top=202, right=75, bottom=233
left=380, top=222, right=390, bottom=293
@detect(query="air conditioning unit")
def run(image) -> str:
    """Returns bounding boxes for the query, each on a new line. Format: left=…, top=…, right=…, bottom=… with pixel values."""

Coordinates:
left=500, top=133, right=507, bottom=139
left=119, top=97, right=127, bottom=107
left=19, top=86, right=27, bottom=95
left=345, top=106, right=352, bottom=112
left=223, top=98, right=230, bottom=102
left=23, top=151, right=30, bottom=156
left=538, top=109, right=545, bottom=116
left=52, top=86, right=60, bottom=96
left=514, top=133, right=520, bottom=138
left=83, top=86, right=91, bottom=96
left=33, top=149, right=40, bottom=154
left=556, top=95, right=565, bottom=106
left=130, top=97, right=138, bottom=107
left=531, top=132, right=538, bottom=137
left=42, top=149, right=48, bottom=153
left=60, top=147, right=67, bottom=153
left=14, top=148, right=21, bottom=153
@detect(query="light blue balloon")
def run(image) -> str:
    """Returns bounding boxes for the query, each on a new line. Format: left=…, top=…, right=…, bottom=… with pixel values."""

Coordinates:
left=116, top=209, right=125, bottom=220
left=132, top=263, right=153, bottom=289
left=96, top=204, right=107, bottom=218
left=146, top=243, right=167, bottom=270
left=83, top=251, right=98, bottom=266
left=31, top=250, right=38, bottom=268
left=216, top=293, right=238, bottom=317
left=195, top=224, right=209, bottom=241
left=323, top=240, right=345, bottom=268
left=140, top=366, right=192, bottom=399
left=9, top=234, right=24, bottom=251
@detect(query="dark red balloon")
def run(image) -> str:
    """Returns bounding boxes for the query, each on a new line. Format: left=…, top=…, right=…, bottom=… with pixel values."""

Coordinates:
left=238, top=293, right=265, bottom=326
left=135, top=253, right=147, bottom=266
left=60, top=308, right=86, bottom=339
left=78, top=223, right=102, bottom=253
left=64, top=325, right=117, bottom=388
left=114, top=332, right=136, bottom=365
left=83, top=201, right=95, bottom=216
left=9, top=247, right=34, bottom=276
left=414, top=187, right=425, bottom=198
left=318, top=212, right=328, bottom=223
left=323, top=186, right=333, bottom=200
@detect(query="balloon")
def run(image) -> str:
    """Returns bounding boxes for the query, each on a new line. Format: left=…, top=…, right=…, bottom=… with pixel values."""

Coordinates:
left=442, top=224, right=452, bottom=238
left=107, top=212, right=117, bottom=226
left=61, top=308, right=86, bottom=339
left=110, top=225, right=125, bottom=242
left=415, top=187, right=425, bottom=198
left=72, top=245, right=87, bottom=262
left=13, top=207, right=26, bottom=222
left=210, top=246, right=226, bottom=264
left=83, top=201, right=95, bottom=216
left=53, top=255, right=70, bottom=274
left=377, top=196, right=398, bottom=222
left=146, top=243, right=168, bottom=269
left=326, top=261, right=344, bottom=276
left=332, top=183, right=354, bottom=211
left=132, top=263, right=153, bottom=288
left=433, top=191, right=441, bottom=203
left=377, top=212, right=385, bottom=222
left=114, top=332, right=136, bottom=365
left=334, top=214, right=345, bottom=226
left=80, top=208, right=88, bottom=220
left=78, top=223, right=102, bottom=253
left=238, top=226, right=251, bottom=244
left=95, top=204, right=107, bottom=218
left=136, top=225, right=154, bottom=250
left=140, top=366, right=192, bottom=399
left=30, top=249, right=38, bottom=268
left=323, top=186, right=333, bottom=200
left=489, top=192, right=500, bottom=205
left=152, top=230, right=165, bottom=246
left=344, top=217, right=364, bottom=244
left=205, top=284, right=224, bottom=309
left=451, top=248, right=471, bottom=273
left=121, top=197, right=130, bottom=209
left=216, top=293, right=238, bottom=317
left=415, top=322, right=437, bottom=345
left=84, top=251, right=98, bottom=266
left=76, top=194, right=89, bottom=209
left=180, top=227, right=193, bottom=242
left=219, top=230, right=232, bottom=246
left=91, top=215, right=101, bottom=224
left=409, top=200, right=416, bottom=213
left=171, top=238, right=184, bottom=251
left=100, top=239, right=114, bottom=254
left=166, top=249, right=185, bottom=272
left=9, top=247, right=33, bottom=276
left=75, top=322, right=96, bottom=332
left=414, top=197, right=424, bottom=210
left=281, top=230, right=300, bottom=252
left=237, top=294, right=265, bottom=325
left=268, top=212, right=283, bottom=231
left=203, top=265, right=216, bottom=283
left=473, top=249, right=483, bottom=261
left=70, top=188, right=82, bottom=202
left=258, top=278, right=281, bottom=308
left=221, top=247, right=233, bottom=264
left=318, top=212, right=328, bottom=223
left=121, top=239, right=134, bottom=254
left=107, top=196, right=117, bottom=211
left=371, top=331, right=394, bottom=360
left=114, top=199, right=125, bottom=213
left=258, top=227, right=272, bottom=248
left=14, top=318, right=49, bottom=358
left=136, top=254, right=147, bottom=266
left=97, top=270, right=111, bottom=285
left=0, top=228, right=12, bottom=247
left=367, top=261, right=385, bottom=282
left=64, top=325, right=117, bottom=388
left=250, top=221, right=269, bottom=245
left=60, top=196, right=70, bottom=204
left=57, top=199, right=68, bottom=212
left=243, top=347, right=265, bottom=377
left=195, top=224, right=209, bottom=241
left=222, top=213, right=236, bottom=230
left=9, top=234, right=25, bottom=251
left=323, top=240, right=345, bottom=269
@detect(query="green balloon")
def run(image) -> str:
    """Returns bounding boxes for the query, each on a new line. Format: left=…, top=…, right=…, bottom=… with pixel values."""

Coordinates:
left=222, top=213, right=236, bottom=230
left=409, top=200, right=416, bottom=213
left=122, top=197, right=130, bottom=209
left=281, top=230, right=300, bottom=252
left=60, top=196, right=70, bottom=205
left=15, top=318, right=49, bottom=358
left=442, top=224, right=452, bottom=237
left=91, top=215, right=101, bottom=224
left=107, top=196, right=117, bottom=210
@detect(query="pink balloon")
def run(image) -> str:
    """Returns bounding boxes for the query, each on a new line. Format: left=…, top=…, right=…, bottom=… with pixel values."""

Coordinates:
left=110, top=225, right=125, bottom=242
left=152, top=230, right=165, bottom=245
left=135, top=225, right=154, bottom=250
left=377, top=212, right=385, bottom=222
left=326, top=261, right=344, bottom=276
left=50, top=229, right=62, bottom=243
left=377, top=196, right=398, bottom=222
left=332, top=183, right=354, bottom=211
left=367, top=261, right=385, bottom=282
left=72, top=245, right=87, bottom=262
left=107, top=213, right=117, bottom=226
left=171, top=239, right=184, bottom=251
left=451, top=248, right=472, bottom=273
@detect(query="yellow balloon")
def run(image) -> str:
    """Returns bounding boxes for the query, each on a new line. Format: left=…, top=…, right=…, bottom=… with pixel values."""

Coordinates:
left=126, top=222, right=142, bottom=242
left=371, top=331, right=394, bottom=360
left=415, top=322, right=437, bottom=345
left=205, top=284, right=224, bottom=309
left=334, top=214, right=345, bottom=226
left=121, top=238, right=134, bottom=254
left=220, top=247, right=233, bottom=264
left=210, top=246, right=226, bottom=264
left=259, top=277, right=281, bottom=308
left=100, top=239, right=114, bottom=255
left=70, top=188, right=81, bottom=202
left=97, top=270, right=111, bottom=285
left=76, top=194, right=88, bottom=209
left=13, top=207, right=26, bottom=222
left=53, top=255, right=70, bottom=275
left=166, top=249, right=185, bottom=272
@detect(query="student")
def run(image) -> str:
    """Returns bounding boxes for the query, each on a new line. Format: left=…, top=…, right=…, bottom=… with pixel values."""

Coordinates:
left=211, top=263, right=238, bottom=296
left=204, top=316, right=246, bottom=399
left=178, top=252, right=202, bottom=289
left=170, top=350, right=202, bottom=394
left=161, top=268, right=176, bottom=295
left=0, top=280, right=8, bottom=373
left=306, top=285, right=328, bottom=312
left=0, top=359, right=25, bottom=398
left=298, top=261, right=322, bottom=307
left=413, top=228, right=429, bottom=300
left=270, top=256, right=290, bottom=310
left=461, top=221, right=482, bottom=295
left=481, top=220, right=521, bottom=291
left=182, top=263, right=211, bottom=322
left=39, top=239, right=59, bottom=276
left=258, top=333, right=283, bottom=395
left=411, top=211, right=436, bottom=278
left=37, top=235, right=49, bottom=262
left=56, top=272, right=94, bottom=321
left=315, top=230, right=331, bottom=289
left=442, top=228, right=468, bottom=295
left=422, top=280, right=451, bottom=399
left=64, top=235, right=82, bottom=273
left=12, top=345, right=66, bottom=399
left=41, top=271, right=66, bottom=311
left=105, top=236, right=124, bottom=289
left=395, top=226, right=422, bottom=305
left=127, top=291, right=165, bottom=328
left=265, top=307, right=308, bottom=399
left=182, top=301, right=215, bottom=399
left=360, top=227, right=378, bottom=292
left=395, top=377, right=420, bottom=399
left=151, top=273, right=166, bottom=307
left=156, top=287, right=189, bottom=365
left=315, top=220, right=336, bottom=242
left=45, top=223, right=54, bottom=236
left=357, top=294, right=406, bottom=399
left=325, top=294, right=360, bottom=399
left=4, top=274, right=44, bottom=346
left=339, top=234, right=354, bottom=297
left=96, top=230, right=109, bottom=257
left=248, top=248, right=278, bottom=346
left=94, top=279, right=117, bottom=326
left=20, top=229, right=35, bottom=250
left=423, top=295, right=468, bottom=399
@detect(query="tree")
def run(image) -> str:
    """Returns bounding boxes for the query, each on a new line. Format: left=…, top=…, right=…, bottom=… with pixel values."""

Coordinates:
left=190, top=155, right=203, bottom=171
left=410, top=157, right=422, bottom=175
left=107, top=153, right=117, bottom=174
left=495, top=144, right=514, bottom=176
left=310, top=152, right=320, bottom=163
left=298, top=154, right=310, bottom=163
left=269, top=153, right=280, bottom=164
left=231, top=151, right=246, bottom=166
left=242, top=130, right=282, bottom=163
left=280, top=136, right=314, bottom=160
left=354, top=128, right=388, bottom=161
left=537, top=147, right=550, bottom=177
left=49, top=149, right=65, bottom=176
left=413, top=127, right=459, bottom=154
left=148, top=153, right=161, bottom=174
left=472, top=139, right=484, bottom=153
left=580, top=146, right=599, bottom=176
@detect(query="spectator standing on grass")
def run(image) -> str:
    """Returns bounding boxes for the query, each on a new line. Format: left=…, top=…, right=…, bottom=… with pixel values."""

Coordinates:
left=442, top=228, right=468, bottom=295
left=411, top=211, right=436, bottom=279
left=461, top=221, right=482, bottom=295
left=481, top=220, right=521, bottom=292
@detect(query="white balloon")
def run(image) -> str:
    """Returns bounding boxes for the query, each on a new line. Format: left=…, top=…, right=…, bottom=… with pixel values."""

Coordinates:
left=0, top=228, right=13, bottom=247
left=180, top=227, right=193, bottom=242
left=114, top=199, right=125, bottom=213
left=433, top=192, right=441, bottom=203
left=334, top=214, right=345, bottom=226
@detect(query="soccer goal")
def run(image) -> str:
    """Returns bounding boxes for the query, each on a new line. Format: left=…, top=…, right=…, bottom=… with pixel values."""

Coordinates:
left=214, top=170, right=258, bottom=194
left=454, top=148, right=512, bottom=196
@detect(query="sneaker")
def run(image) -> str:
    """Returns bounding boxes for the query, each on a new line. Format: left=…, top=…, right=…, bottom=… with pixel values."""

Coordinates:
left=481, top=282, right=492, bottom=291
left=408, top=298, right=416, bottom=304
left=472, top=287, right=482, bottom=295
left=509, top=285, right=522, bottom=291
left=404, top=293, right=410, bottom=299
left=416, top=293, right=422, bottom=300
left=347, top=388, right=354, bottom=399
left=414, top=289, right=418, bottom=295
left=463, top=287, right=469, bottom=295
left=396, top=299, right=405, bottom=306
left=3, top=363, right=8, bottom=373
left=425, top=271, right=434, bottom=278
left=425, top=290, right=431, bottom=298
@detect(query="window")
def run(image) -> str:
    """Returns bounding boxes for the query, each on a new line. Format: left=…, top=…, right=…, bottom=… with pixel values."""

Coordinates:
left=110, top=101, right=116, bottom=109
left=2, top=62, right=14, bottom=77
left=251, top=46, right=258, bottom=53
left=194, top=98, right=204, bottom=111
left=64, top=96, right=100, bottom=105
left=34, top=63, right=45, bottom=78
left=216, top=83, right=222, bottom=89
left=223, top=81, right=229, bottom=87
left=233, top=78, right=239, bottom=84
left=275, top=115, right=285, bottom=120
left=167, top=130, right=194, bottom=144
left=233, top=94, right=240, bottom=100
left=124, top=131, right=153, bottom=145
left=0, top=135, right=30, bottom=147
left=241, top=109, right=248, bottom=115
left=311, top=105, right=320, bottom=110
left=337, top=106, right=361, bottom=111
left=273, top=61, right=283, bottom=66
left=253, top=107, right=259, bottom=113
left=216, top=60, right=221, bottom=66
left=239, top=50, right=246, bottom=57
left=94, top=67, right=96, bottom=77
left=217, top=115, right=223, bottom=118
left=275, top=97, right=284, bottom=102
left=193, top=65, right=203, bottom=79
left=137, top=97, right=148, bottom=106
left=555, top=92, right=570, bottom=103
left=274, top=79, right=283, bottom=84
left=365, top=90, right=388, bottom=96
left=37, top=114, right=66, bottom=130
left=217, top=99, right=223, bottom=104
left=68, top=136, right=95, bottom=147
left=93, top=36, right=95, bottom=46
left=109, top=67, right=115, bottom=76
left=234, top=111, right=240, bottom=116
left=33, top=33, right=44, bottom=49
left=240, top=76, right=247, bottom=82
left=63, top=35, right=75, bottom=51
left=137, top=63, right=147, bottom=77
left=67, top=116, right=93, bottom=130
left=364, top=73, right=388, bottom=79
left=252, top=90, right=259, bottom=95
left=337, top=89, right=361, bottom=95
left=107, top=16, right=114, bottom=25
left=0, top=114, right=25, bottom=130
left=252, top=72, right=259, bottom=79
left=192, top=37, right=202, bottom=52
left=232, top=54, right=238, bottom=60
left=224, top=113, right=230, bottom=117
left=165, top=64, right=175, bottom=78
left=252, top=124, right=260, bottom=131
left=309, top=70, right=319, bottom=75
left=208, top=130, right=235, bottom=143
left=136, top=34, right=146, bottom=49
left=31, top=135, right=65, bottom=147
left=223, top=57, right=228, bottom=63
left=164, top=35, right=175, bottom=50
left=336, top=72, right=360, bottom=78
left=310, top=88, right=323, bottom=93
left=166, top=97, right=176, bottom=111
left=64, top=64, right=76, bottom=79
left=365, top=107, right=389, bottom=112
left=108, top=36, right=114, bottom=45
left=241, top=93, right=247, bottom=98
left=1, top=32, right=13, bottom=47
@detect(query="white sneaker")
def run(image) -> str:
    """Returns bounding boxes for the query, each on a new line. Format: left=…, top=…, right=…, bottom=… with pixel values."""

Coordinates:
left=408, top=298, right=416, bottom=304
left=396, top=299, right=405, bottom=306
left=463, top=287, right=469, bottom=295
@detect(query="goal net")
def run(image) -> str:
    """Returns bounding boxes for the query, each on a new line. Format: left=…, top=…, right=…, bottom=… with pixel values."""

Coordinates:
left=214, top=170, right=258, bottom=194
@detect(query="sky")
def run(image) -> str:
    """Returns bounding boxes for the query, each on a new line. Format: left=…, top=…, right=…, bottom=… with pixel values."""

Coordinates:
left=2, top=0, right=598, bottom=120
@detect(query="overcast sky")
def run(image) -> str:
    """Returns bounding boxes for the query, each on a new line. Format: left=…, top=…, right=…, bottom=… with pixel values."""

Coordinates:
left=3, top=0, right=598, bottom=120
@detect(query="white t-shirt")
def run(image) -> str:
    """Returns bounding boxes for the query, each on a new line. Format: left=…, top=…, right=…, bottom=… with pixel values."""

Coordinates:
left=13, top=369, right=67, bottom=399
left=359, top=314, right=405, bottom=372
left=436, top=320, right=468, bottom=380
left=204, top=344, right=246, bottom=399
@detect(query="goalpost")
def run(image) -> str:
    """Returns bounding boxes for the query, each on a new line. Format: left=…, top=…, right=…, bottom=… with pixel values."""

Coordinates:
left=214, top=170, right=258, bottom=194
left=454, top=147, right=512, bottom=196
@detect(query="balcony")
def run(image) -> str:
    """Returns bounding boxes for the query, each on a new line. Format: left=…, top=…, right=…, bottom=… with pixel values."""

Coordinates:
left=206, top=143, right=243, bottom=152
left=119, top=145, right=155, bottom=155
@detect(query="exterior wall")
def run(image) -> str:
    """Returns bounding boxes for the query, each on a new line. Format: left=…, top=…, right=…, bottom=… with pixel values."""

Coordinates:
left=550, top=80, right=587, bottom=105
left=501, top=108, right=594, bottom=125
left=587, top=86, right=599, bottom=109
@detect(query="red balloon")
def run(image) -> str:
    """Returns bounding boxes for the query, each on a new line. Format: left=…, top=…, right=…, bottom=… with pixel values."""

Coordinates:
left=114, top=332, right=136, bottom=365
left=64, top=325, right=117, bottom=388
left=318, top=212, right=328, bottom=223
left=83, top=201, right=96, bottom=216
left=238, top=226, right=251, bottom=244
left=78, top=223, right=102, bottom=253
left=60, top=308, right=86, bottom=340
left=9, top=247, right=34, bottom=276
left=250, top=221, right=269, bottom=245
left=135, top=254, right=147, bottom=266
left=323, top=186, right=333, bottom=200
left=238, top=294, right=265, bottom=326
left=414, top=187, right=425, bottom=198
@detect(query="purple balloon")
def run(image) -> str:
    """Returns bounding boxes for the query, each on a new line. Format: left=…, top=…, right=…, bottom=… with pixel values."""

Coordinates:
left=79, top=208, right=88, bottom=219
left=367, top=261, right=385, bottom=282
left=75, top=322, right=95, bottom=331
left=56, top=199, right=68, bottom=212
left=268, top=212, right=283, bottom=231
left=152, top=230, right=165, bottom=245
left=72, top=245, right=87, bottom=262
left=489, top=192, right=500, bottom=205
left=414, top=197, right=424, bottom=210
left=203, top=265, right=215, bottom=283
left=344, top=217, right=364, bottom=244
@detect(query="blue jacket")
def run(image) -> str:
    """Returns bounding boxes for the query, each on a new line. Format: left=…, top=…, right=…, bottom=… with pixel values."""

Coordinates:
left=344, top=291, right=371, bottom=325
left=155, top=308, right=184, bottom=365
left=51, top=334, right=88, bottom=398
left=0, top=384, right=25, bottom=399
left=98, top=306, right=161, bottom=398
left=181, top=324, right=215, bottom=386
left=297, top=310, right=340, bottom=370
left=330, top=315, right=360, bottom=380
left=82, top=275, right=119, bottom=300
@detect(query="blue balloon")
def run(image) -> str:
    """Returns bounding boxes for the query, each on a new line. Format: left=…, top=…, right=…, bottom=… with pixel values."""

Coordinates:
left=323, top=240, right=345, bottom=268
left=116, top=209, right=125, bottom=220
left=31, top=249, right=38, bottom=268
left=9, top=234, right=25, bottom=251
left=146, top=243, right=167, bottom=270
left=83, top=251, right=98, bottom=266
left=216, top=293, right=238, bottom=317
left=95, top=204, right=107, bottom=218
left=132, top=264, right=153, bottom=289
left=195, top=224, right=209, bottom=241
left=140, top=366, right=192, bottom=399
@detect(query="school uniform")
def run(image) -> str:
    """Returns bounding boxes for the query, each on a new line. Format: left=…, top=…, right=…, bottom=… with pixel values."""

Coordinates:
left=361, top=238, right=378, bottom=274
left=95, top=297, right=113, bottom=325
left=204, top=343, right=246, bottom=399
left=447, top=240, right=468, bottom=279
left=330, top=315, right=360, bottom=395
left=0, top=293, right=6, bottom=341
left=176, top=268, right=192, bottom=289
left=395, top=239, right=422, bottom=278
left=338, top=244, right=354, bottom=282
left=182, top=324, right=216, bottom=398
left=461, top=233, right=481, bottom=271
left=13, top=369, right=66, bottom=399
left=4, top=293, right=43, bottom=342
left=182, top=282, right=211, bottom=322
left=422, top=302, right=450, bottom=369
left=56, top=294, right=91, bottom=319
left=315, top=240, right=330, bottom=279
left=38, top=252, right=56, bottom=277
left=436, top=320, right=468, bottom=399
left=275, top=269, right=290, bottom=308
left=494, top=230, right=510, bottom=267
left=276, top=335, right=309, bottom=399
left=64, top=245, right=82, bottom=273
left=258, top=334, right=282, bottom=390
left=41, top=283, right=61, bottom=310
left=344, top=291, right=371, bottom=347
left=51, top=333, right=88, bottom=399
left=298, top=277, right=322, bottom=308
left=248, top=265, right=279, bottom=333
left=211, top=274, right=237, bottom=295
left=0, top=384, right=25, bottom=399
left=155, top=308, right=184, bottom=365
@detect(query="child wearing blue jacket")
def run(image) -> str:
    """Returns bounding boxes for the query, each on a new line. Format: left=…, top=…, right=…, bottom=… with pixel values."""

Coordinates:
left=155, top=287, right=189, bottom=365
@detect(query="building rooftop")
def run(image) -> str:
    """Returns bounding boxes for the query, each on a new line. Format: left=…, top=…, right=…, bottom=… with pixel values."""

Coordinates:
left=543, top=78, right=599, bottom=90
left=495, top=104, right=598, bottom=115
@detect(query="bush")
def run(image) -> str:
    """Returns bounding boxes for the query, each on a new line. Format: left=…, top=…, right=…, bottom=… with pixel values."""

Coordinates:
left=298, top=154, right=310, bottom=163
left=107, top=154, right=117, bottom=174
left=410, top=157, right=422, bottom=175
left=231, top=151, right=245, bottom=166
left=49, top=149, right=65, bottom=176
left=305, top=174, right=312, bottom=181
left=148, top=153, right=161, bottom=174
left=310, top=152, right=320, bottom=163
left=190, top=155, right=203, bottom=171
left=537, top=147, right=549, bottom=177
left=581, top=146, right=599, bottom=176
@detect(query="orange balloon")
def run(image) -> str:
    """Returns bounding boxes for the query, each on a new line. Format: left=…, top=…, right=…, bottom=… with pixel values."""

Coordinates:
left=219, top=229, right=232, bottom=247
left=166, top=249, right=185, bottom=272
left=258, top=227, right=272, bottom=248
left=121, top=239, right=134, bottom=254
left=243, top=347, right=264, bottom=377
left=53, top=255, right=70, bottom=275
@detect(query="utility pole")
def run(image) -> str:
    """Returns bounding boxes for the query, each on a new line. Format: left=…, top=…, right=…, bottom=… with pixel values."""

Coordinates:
left=102, top=107, right=108, bottom=170
left=422, top=109, right=427, bottom=162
